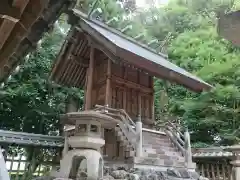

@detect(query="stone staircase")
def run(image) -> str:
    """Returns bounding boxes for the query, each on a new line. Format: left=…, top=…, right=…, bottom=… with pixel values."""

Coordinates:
left=140, top=130, right=186, bottom=168
left=94, top=105, right=194, bottom=170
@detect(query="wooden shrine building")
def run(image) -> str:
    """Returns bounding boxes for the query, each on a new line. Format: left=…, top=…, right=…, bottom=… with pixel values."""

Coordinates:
left=50, top=11, right=211, bottom=127
left=49, top=10, right=213, bottom=168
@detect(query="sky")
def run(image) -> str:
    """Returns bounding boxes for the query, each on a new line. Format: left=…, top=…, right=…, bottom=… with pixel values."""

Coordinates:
left=136, top=0, right=169, bottom=8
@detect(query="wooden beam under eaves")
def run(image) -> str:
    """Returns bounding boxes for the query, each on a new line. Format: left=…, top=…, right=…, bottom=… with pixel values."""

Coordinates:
left=0, top=0, right=49, bottom=68
left=0, top=15, right=19, bottom=50
left=0, top=0, right=29, bottom=51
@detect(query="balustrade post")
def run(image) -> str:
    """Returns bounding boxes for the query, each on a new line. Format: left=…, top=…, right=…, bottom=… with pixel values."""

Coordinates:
left=184, top=128, right=193, bottom=169
left=226, top=145, right=240, bottom=180
left=231, top=160, right=240, bottom=180
left=62, top=133, right=69, bottom=157
left=136, top=115, right=143, bottom=157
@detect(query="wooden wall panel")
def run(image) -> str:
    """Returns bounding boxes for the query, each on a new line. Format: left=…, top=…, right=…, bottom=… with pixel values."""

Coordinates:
left=93, top=84, right=106, bottom=106
left=112, top=62, right=123, bottom=77
left=140, top=73, right=151, bottom=87
left=112, top=85, right=124, bottom=109
left=94, top=61, right=107, bottom=84
left=111, top=83, right=153, bottom=123
left=88, top=56, right=155, bottom=125
left=126, top=88, right=131, bottom=116
left=130, top=89, right=138, bottom=119
left=141, top=94, right=151, bottom=119
left=126, top=66, right=138, bottom=83
left=116, top=88, right=124, bottom=109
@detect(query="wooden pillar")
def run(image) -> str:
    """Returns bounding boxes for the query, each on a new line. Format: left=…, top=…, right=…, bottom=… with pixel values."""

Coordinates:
left=150, top=94, right=154, bottom=120
left=138, top=92, right=142, bottom=120
left=123, top=66, right=127, bottom=110
left=123, top=87, right=127, bottom=110
left=150, top=76, right=155, bottom=121
left=85, top=46, right=95, bottom=110
left=105, top=59, right=112, bottom=107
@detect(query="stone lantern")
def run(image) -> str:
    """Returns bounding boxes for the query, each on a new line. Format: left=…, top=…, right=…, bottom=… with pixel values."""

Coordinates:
left=225, top=145, right=240, bottom=180
left=58, top=112, right=106, bottom=180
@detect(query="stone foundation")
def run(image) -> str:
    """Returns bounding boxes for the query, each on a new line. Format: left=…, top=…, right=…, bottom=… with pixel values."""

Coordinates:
left=34, top=166, right=208, bottom=180
left=102, top=166, right=208, bottom=180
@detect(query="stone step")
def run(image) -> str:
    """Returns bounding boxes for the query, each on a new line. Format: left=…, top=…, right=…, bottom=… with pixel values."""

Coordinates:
left=146, top=145, right=177, bottom=152
left=146, top=153, right=184, bottom=161
left=143, top=147, right=157, bottom=154
left=161, top=151, right=182, bottom=157
left=143, top=136, right=170, bottom=142
left=143, top=138, right=173, bottom=143
left=143, top=138, right=171, bottom=143
left=143, top=140, right=173, bottom=146
left=132, top=157, right=186, bottom=168
left=143, top=144, right=182, bottom=157
left=143, top=143, right=174, bottom=150
left=114, top=126, right=186, bottom=167
left=143, top=147, right=182, bottom=156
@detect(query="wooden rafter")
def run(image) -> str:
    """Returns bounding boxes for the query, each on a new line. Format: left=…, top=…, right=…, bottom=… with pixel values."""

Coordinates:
left=0, top=0, right=73, bottom=82
left=0, top=0, right=49, bottom=68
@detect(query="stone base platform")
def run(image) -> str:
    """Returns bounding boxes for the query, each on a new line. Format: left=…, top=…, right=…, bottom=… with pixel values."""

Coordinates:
left=104, top=156, right=196, bottom=172
left=35, top=157, right=203, bottom=180
left=102, top=166, right=208, bottom=180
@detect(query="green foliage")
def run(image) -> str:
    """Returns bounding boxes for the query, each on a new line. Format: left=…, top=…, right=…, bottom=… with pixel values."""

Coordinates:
left=163, top=0, right=240, bottom=146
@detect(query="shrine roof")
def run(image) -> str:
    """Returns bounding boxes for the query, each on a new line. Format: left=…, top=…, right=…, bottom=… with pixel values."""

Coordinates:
left=50, top=11, right=212, bottom=92
left=218, top=10, right=240, bottom=46
left=0, top=0, right=72, bottom=83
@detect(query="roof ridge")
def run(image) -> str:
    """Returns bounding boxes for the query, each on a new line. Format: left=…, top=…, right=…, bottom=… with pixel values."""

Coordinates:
left=73, top=9, right=168, bottom=58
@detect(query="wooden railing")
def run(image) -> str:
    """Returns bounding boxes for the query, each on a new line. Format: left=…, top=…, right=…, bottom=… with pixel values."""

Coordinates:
left=94, top=105, right=138, bottom=149
left=165, top=121, right=185, bottom=155
left=164, top=121, right=193, bottom=167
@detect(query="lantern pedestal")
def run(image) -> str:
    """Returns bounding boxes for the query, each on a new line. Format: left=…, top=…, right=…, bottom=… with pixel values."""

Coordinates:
left=57, top=112, right=105, bottom=180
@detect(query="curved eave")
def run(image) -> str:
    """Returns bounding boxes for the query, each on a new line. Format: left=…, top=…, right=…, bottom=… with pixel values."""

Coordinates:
left=0, top=0, right=73, bottom=82
left=218, top=10, right=240, bottom=46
